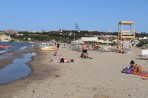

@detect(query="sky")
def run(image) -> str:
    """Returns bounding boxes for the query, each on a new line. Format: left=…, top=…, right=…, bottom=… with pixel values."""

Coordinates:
left=0, top=0, right=148, bottom=32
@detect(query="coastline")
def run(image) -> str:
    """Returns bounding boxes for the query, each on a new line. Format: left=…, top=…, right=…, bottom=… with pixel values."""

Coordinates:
left=0, top=46, right=148, bottom=98
left=0, top=47, right=60, bottom=98
left=0, top=45, right=37, bottom=69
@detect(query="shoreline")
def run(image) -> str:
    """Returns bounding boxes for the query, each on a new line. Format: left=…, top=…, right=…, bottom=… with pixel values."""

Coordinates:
left=0, top=48, right=60, bottom=97
left=0, top=47, right=148, bottom=98
left=0, top=46, right=36, bottom=68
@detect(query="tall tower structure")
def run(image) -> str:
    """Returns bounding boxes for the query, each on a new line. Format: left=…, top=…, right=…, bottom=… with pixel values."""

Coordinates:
left=117, top=21, right=135, bottom=53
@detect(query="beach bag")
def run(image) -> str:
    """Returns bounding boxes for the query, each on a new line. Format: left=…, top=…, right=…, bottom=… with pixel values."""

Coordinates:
left=122, top=67, right=132, bottom=74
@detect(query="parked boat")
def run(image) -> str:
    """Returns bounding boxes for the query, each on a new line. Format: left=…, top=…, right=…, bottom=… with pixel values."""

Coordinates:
left=0, top=45, right=12, bottom=49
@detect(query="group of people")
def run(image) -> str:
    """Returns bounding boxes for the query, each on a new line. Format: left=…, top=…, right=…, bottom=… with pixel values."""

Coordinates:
left=53, top=42, right=148, bottom=78
left=53, top=47, right=74, bottom=63
left=80, top=43, right=92, bottom=59
left=53, top=42, right=92, bottom=63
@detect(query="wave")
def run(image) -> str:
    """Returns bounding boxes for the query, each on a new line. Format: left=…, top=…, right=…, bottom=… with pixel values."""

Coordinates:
left=0, top=42, right=34, bottom=57
left=19, top=46, right=28, bottom=50
left=0, top=50, right=7, bottom=54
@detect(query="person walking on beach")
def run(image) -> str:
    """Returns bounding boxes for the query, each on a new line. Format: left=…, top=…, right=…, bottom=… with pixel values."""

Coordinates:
left=57, top=43, right=60, bottom=49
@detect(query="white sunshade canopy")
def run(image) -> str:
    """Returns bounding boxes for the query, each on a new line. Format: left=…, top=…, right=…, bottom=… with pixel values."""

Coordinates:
left=104, top=40, right=113, bottom=44
left=112, top=39, right=118, bottom=42
left=81, top=37, right=98, bottom=42
left=96, top=39, right=105, bottom=43
left=72, top=40, right=84, bottom=44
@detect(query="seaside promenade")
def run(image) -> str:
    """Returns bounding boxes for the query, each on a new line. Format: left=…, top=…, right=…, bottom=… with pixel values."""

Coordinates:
left=0, top=46, right=148, bottom=98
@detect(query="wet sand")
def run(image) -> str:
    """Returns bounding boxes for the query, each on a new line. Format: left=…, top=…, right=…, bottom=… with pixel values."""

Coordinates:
left=0, top=58, right=13, bottom=69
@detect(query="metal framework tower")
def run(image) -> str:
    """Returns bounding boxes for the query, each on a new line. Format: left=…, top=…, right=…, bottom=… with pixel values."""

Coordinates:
left=117, top=21, right=135, bottom=53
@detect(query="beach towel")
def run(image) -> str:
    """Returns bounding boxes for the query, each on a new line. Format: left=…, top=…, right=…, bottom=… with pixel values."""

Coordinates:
left=122, top=65, right=148, bottom=77
left=133, top=71, right=148, bottom=77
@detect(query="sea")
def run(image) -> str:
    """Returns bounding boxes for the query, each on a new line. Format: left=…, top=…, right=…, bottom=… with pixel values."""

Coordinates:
left=0, top=42, right=34, bottom=55
left=0, top=42, right=37, bottom=84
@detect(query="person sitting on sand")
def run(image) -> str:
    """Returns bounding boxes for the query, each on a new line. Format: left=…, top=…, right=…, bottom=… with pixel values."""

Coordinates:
left=53, top=49, right=59, bottom=56
left=122, top=60, right=142, bottom=74
left=80, top=52, right=92, bottom=59
left=130, top=60, right=142, bottom=74
left=122, top=60, right=148, bottom=77
left=80, top=52, right=88, bottom=58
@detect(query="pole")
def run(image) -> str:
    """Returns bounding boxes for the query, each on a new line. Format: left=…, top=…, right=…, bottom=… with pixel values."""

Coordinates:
left=74, top=23, right=80, bottom=41
left=74, top=32, right=75, bottom=41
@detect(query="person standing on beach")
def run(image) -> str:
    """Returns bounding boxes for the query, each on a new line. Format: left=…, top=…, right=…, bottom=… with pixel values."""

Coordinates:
left=81, top=43, right=88, bottom=58
left=57, top=43, right=60, bottom=49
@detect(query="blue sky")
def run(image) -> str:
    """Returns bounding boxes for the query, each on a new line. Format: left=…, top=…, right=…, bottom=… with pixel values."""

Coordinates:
left=0, top=0, right=148, bottom=32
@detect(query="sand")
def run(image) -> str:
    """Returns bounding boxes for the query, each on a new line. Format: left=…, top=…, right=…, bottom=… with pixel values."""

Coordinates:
left=0, top=46, right=148, bottom=98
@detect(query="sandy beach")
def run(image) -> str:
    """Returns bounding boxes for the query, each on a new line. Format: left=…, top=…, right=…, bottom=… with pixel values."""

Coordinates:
left=0, top=46, right=148, bottom=98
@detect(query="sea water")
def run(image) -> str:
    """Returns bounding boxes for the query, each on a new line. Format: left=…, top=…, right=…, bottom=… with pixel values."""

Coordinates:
left=0, top=42, right=36, bottom=84
left=0, top=42, right=34, bottom=55
left=0, top=53, right=36, bottom=84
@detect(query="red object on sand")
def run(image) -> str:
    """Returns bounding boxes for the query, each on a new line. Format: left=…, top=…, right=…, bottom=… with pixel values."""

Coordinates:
left=0, top=45, right=12, bottom=49
left=134, top=71, right=148, bottom=77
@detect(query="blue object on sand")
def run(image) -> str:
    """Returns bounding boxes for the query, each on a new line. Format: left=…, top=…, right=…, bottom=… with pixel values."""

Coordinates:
left=122, top=66, right=132, bottom=74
